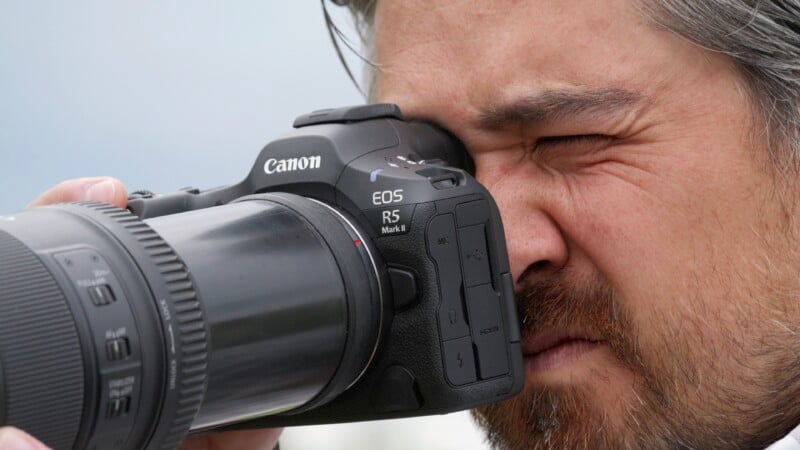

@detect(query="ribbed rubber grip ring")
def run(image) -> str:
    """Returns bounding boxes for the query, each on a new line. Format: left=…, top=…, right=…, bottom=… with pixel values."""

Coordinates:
left=0, top=230, right=84, bottom=449
left=77, top=202, right=208, bottom=450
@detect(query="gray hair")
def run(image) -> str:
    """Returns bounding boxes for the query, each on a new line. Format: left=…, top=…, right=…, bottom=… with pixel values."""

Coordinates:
left=331, top=0, right=800, bottom=173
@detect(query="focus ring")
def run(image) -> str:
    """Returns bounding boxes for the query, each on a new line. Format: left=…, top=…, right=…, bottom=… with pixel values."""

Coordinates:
left=78, top=203, right=209, bottom=449
left=0, top=230, right=85, bottom=449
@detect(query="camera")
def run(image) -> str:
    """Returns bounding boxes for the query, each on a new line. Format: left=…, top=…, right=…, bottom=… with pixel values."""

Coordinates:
left=0, top=104, right=523, bottom=449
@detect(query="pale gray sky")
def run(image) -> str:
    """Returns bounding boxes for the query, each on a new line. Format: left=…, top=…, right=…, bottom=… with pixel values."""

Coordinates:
left=0, top=2, right=362, bottom=211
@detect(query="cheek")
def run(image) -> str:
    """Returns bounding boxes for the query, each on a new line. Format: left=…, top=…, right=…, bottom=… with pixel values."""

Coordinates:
left=567, top=169, right=697, bottom=322
left=560, top=152, right=788, bottom=366
left=548, top=153, right=754, bottom=331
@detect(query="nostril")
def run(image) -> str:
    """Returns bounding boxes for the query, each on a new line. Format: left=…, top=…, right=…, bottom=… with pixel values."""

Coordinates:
left=517, top=260, right=555, bottom=285
left=530, top=260, right=549, bottom=272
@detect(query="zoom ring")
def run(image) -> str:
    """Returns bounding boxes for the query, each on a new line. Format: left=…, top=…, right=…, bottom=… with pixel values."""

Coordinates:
left=80, top=203, right=209, bottom=449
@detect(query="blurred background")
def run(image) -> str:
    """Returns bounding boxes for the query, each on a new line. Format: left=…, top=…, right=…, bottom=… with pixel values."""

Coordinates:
left=0, top=2, right=491, bottom=449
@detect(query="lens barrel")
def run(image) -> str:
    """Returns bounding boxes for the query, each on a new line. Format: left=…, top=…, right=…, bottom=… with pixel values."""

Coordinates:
left=148, top=193, right=385, bottom=430
left=0, top=202, right=208, bottom=450
left=0, top=193, right=385, bottom=449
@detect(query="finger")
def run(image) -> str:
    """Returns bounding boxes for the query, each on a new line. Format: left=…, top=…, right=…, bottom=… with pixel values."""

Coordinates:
left=178, top=428, right=283, bottom=450
left=27, top=177, right=128, bottom=208
left=0, top=427, right=52, bottom=450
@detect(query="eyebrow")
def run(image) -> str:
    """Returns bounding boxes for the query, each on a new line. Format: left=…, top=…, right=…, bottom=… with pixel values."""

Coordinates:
left=478, top=87, right=643, bottom=129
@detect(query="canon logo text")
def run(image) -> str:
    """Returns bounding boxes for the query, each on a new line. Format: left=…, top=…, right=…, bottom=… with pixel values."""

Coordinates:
left=264, top=156, right=322, bottom=175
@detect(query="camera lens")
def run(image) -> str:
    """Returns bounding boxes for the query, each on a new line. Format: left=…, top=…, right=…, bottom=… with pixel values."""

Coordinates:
left=0, top=193, right=385, bottom=449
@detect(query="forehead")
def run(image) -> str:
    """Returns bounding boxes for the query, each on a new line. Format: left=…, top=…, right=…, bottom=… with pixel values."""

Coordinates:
left=372, top=0, right=682, bottom=121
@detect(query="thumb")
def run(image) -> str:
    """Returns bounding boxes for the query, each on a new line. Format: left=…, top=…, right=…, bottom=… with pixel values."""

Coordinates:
left=28, top=177, right=128, bottom=208
left=0, top=427, right=52, bottom=450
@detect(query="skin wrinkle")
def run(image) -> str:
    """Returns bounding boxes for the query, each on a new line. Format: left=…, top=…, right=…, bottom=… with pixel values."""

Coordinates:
left=641, top=2, right=800, bottom=176
left=478, top=88, right=644, bottom=130
left=342, top=1, right=800, bottom=175
left=527, top=142, right=690, bottom=264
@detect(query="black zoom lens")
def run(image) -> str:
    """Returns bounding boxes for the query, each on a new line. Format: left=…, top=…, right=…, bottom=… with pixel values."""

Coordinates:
left=0, top=193, right=385, bottom=450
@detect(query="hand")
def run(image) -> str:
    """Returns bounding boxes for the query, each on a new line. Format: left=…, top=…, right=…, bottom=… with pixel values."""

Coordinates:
left=179, top=429, right=283, bottom=450
left=28, top=177, right=128, bottom=208
left=0, top=427, right=51, bottom=450
left=25, top=177, right=283, bottom=450
left=0, top=426, right=283, bottom=450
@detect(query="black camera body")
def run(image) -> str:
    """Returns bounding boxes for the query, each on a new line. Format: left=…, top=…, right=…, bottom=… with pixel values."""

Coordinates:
left=131, top=103, right=523, bottom=429
left=0, top=104, right=522, bottom=449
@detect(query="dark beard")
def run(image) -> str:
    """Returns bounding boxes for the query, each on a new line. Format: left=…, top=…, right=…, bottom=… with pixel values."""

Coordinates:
left=472, top=267, right=800, bottom=450
left=473, top=268, right=653, bottom=450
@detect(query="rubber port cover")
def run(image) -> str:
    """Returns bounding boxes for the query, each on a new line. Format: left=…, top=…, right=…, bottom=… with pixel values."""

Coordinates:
left=388, top=266, right=419, bottom=310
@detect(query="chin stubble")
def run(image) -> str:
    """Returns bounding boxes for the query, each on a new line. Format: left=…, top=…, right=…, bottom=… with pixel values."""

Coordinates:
left=471, top=267, right=800, bottom=450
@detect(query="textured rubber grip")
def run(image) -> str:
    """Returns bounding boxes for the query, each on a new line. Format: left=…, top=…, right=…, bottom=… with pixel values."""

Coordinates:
left=0, top=230, right=84, bottom=449
left=77, top=202, right=208, bottom=450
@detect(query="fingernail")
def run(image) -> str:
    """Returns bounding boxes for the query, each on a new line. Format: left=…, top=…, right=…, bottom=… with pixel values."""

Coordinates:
left=84, top=179, right=117, bottom=202
left=0, top=428, right=47, bottom=450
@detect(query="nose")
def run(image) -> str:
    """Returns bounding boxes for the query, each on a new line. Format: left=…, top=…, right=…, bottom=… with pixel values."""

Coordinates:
left=479, top=173, right=569, bottom=289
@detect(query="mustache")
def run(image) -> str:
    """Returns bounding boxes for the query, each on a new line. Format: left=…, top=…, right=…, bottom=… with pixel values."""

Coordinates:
left=516, top=268, right=637, bottom=367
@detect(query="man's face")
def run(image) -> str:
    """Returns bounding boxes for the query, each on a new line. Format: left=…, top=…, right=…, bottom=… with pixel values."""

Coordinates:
left=372, top=0, right=800, bottom=448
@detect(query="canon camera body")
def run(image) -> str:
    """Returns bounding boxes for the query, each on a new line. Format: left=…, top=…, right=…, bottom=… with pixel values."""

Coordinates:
left=0, top=104, right=522, bottom=450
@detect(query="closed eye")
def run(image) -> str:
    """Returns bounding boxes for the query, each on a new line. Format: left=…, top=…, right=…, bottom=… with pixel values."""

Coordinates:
left=534, top=134, right=615, bottom=151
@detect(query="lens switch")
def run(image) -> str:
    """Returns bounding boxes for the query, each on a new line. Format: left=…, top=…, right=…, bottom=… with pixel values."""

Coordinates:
left=106, top=337, right=130, bottom=361
left=88, top=284, right=116, bottom=306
